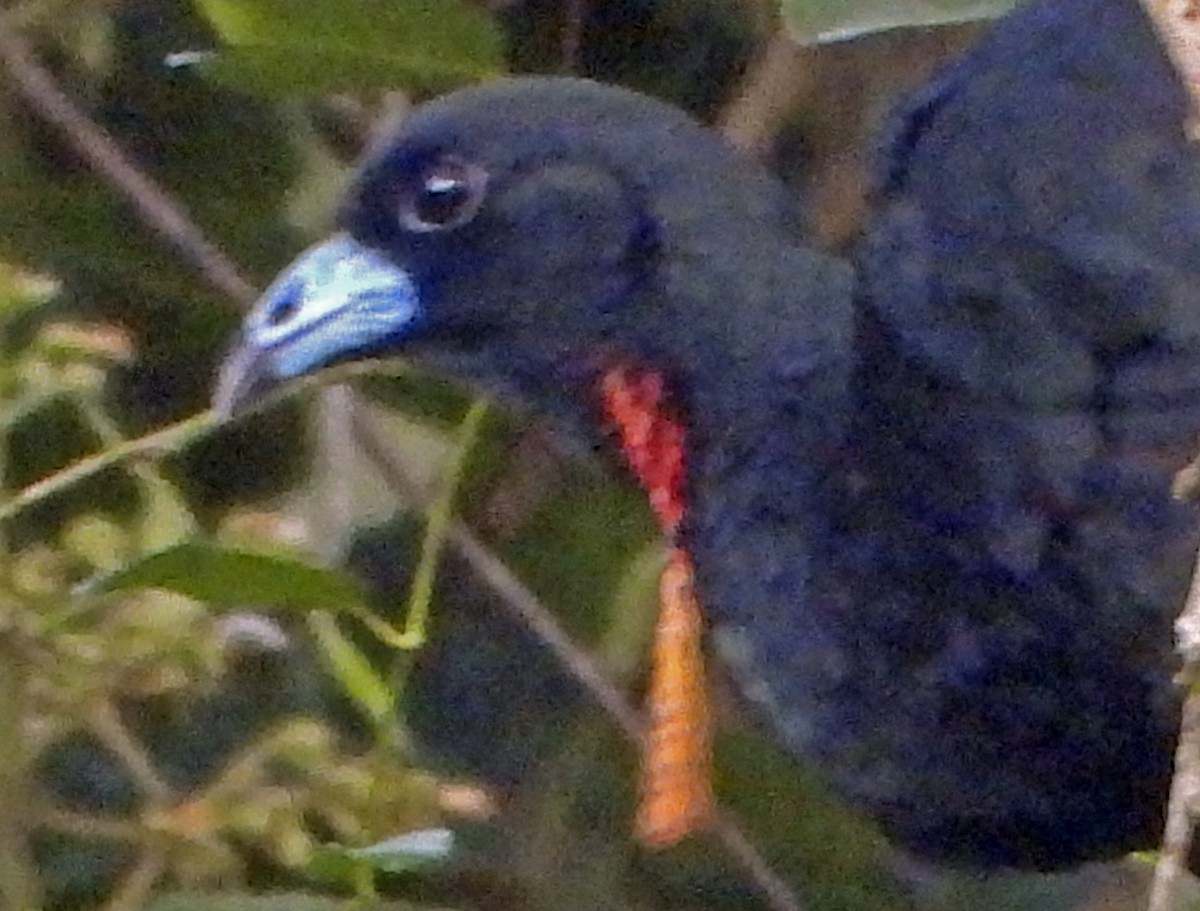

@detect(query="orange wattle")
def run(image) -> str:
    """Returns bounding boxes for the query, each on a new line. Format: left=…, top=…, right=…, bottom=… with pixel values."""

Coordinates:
left=599, top=365, right=714, bottom=848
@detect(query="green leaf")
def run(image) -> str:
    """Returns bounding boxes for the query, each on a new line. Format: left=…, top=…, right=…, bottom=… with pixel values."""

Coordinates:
left=781, top=0, right=1026, bottom=43
left=309, top=828, right=456, bottom=883
left=137, top=474, right=197, bottom=553
left=61, top=513, right=130, bottom=571
left=0, top=262, right=59, bottom=321
left=93, top=540, right=367, bottom=611
left=188, top=0, right=503, bottom=95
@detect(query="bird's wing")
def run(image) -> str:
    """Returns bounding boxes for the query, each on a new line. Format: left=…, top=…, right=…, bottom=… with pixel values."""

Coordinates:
left=859, top=0, right=1200, bottom=597
left=703, top=0, right=1196, bottom=867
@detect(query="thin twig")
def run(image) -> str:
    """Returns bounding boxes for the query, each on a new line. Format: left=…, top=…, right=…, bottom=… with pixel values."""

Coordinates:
left=712, top=813, right=809, bottom=911
left=36, top=808, right=143, bottom=841
left=0, top=411, right=212, bottom=525
left=312, top=386, right=359, bottom=561
left=0, top=16, right=256, bottom=306
left=399, top=399, right=489, bottom=650
left=560, top=0, right=587, bottom=74
left=0, top=362, right=396, bottom=526
left=87, top=698, right=173, bottom=803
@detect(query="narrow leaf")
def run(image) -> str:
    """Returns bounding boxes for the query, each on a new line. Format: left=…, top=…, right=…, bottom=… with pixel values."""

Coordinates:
left=781, top=0, right=1025, bottom=44
left=93, top=540, right=367, bottom=611
left=309, top=828, right=456, bottom=882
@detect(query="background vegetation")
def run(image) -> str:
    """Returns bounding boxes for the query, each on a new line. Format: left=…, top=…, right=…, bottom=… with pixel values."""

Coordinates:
left=0, top=1, right=1163, bottom=909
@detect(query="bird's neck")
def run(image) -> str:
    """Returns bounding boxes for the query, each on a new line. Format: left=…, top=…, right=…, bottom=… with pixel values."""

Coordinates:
left=587, top=258, right=860, bottom=605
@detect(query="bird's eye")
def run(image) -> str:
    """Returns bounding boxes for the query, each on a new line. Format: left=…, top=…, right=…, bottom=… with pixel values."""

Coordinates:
left=399, top=157, right=487, bottom=233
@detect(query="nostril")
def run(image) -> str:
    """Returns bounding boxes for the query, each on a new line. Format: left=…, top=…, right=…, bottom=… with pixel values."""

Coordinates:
left=267, top=297, right=299, bottom=327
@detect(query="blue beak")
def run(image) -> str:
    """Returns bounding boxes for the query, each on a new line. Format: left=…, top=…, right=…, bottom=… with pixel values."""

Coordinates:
left=213, top=234, right=420, bottom=418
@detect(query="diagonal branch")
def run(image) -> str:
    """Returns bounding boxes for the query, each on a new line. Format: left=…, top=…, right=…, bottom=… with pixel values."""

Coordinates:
left=718, top=31, right=817, bottom=157
left=349, top=401, right=807, bottom=911
left=0, top=16, right=256, bottom=306
left=0, top=411, right=212, bottom=524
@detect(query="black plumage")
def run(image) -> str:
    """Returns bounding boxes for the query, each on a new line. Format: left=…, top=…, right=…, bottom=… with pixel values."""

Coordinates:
left=215, top=0, right=1198, bottom=869
left=853, top=0, right=1200, bottom=865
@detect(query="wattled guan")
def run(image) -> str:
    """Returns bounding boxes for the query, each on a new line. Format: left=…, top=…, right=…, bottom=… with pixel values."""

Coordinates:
left=214, top=0, right=1200, bottom=869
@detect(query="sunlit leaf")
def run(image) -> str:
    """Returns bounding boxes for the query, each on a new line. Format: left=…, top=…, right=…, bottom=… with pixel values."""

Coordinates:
left=138, top=475, right=197, bottom=553
left=781, top=0, right=1026, bottom=43
left=187, top=0, right=502, bottom=95
left=0, top=262, right=60, bottom=319
left=61, top=513, right=129, bottom=571
left=93, top=540, right=367, bottom=611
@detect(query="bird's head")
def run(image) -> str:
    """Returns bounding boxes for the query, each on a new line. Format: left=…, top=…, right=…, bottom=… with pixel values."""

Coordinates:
left=214, top=77, right=796, bottom=418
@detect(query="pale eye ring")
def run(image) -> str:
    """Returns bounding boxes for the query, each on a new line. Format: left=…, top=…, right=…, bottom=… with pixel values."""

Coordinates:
left=399, top=157, right=488, bottom=233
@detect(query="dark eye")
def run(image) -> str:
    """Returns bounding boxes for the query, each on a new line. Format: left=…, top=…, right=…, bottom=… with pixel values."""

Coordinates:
left=399, top=157, right=487, bottom=233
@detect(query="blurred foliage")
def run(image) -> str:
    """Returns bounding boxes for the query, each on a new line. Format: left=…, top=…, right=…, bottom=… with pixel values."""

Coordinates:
left=0, top=1, right=1153, bottom=910
left=186, top=0, right=502, bottom=96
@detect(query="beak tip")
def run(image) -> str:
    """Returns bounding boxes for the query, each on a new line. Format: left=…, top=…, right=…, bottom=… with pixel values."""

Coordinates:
left=212, top=339, right=277, bottom=421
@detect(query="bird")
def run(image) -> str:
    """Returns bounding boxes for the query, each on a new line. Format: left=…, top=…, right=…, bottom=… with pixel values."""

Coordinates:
left=213, top=0, right=1200, bottom=870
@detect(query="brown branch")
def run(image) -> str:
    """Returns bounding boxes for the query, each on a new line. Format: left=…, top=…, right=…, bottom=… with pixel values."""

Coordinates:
left=1150, top=535, right=1200, bottom=911
left=1148, top=687, right=1200, bottom=911
left=718, top=31, right=819, bottom=158
left=1139, top=1, right=1200, bottom=137
left=0, top=16, right=256, bottom=306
